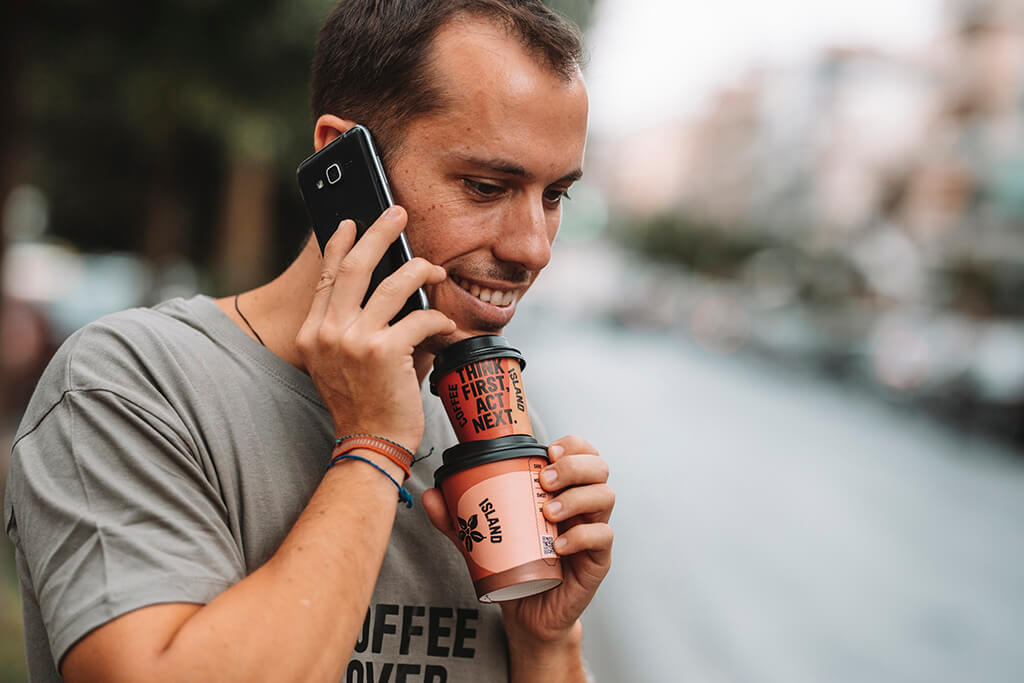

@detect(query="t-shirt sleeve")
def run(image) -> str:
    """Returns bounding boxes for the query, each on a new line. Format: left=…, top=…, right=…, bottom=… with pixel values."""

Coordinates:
left=6, top=383, right=245, bottom=667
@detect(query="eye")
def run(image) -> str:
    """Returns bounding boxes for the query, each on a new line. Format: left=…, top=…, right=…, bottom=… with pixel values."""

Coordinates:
left=463, top=179, right=505, bottom=199
left=543, top=188, right=572, bottom=206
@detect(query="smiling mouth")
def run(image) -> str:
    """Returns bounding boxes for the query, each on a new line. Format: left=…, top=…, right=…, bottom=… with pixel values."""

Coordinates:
left=452, top=276, right=517, bottom=307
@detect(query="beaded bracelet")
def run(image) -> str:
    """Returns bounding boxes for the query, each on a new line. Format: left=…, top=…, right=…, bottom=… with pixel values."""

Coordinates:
left=327, top=453, right=413, bottom=509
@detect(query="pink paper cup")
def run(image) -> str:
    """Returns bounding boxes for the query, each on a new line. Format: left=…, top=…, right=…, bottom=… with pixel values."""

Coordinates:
left=434, top=436, right=562, bottom=602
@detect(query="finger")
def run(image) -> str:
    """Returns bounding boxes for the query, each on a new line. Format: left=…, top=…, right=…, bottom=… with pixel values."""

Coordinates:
left=422, top=488, right=460, bottom=545
left=548, top=435, right=599, bottom=459
left=327, top=206, right=409, bottom=315
left=386, top=309, right=457, bottom=350
left=553, top=521, right=614, bottom=560
left=305, top=219, right=358, bottom=326
left=544, top=483, right=615, bottom=525
left=354, top=258, right=447, bottom=331
left=540, top=453, right=609, bottom=492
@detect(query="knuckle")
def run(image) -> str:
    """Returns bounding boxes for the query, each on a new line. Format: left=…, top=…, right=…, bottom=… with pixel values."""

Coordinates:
left=295, top=330, right=313, bottom=355
left=395, top=258, right=431, bottom=283
left=336, top=257, right=361, bottom=278
left=315, top=270, right=336, bottom=292
left=375, top=277, right=402, bottom=299
left=365, top=334, right=390, bottom=359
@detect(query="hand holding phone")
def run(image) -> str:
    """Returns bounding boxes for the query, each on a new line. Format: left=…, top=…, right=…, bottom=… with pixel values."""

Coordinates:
left=297, top=125, right=429, bottom=322
left=296, top=206, right=455, bottom=453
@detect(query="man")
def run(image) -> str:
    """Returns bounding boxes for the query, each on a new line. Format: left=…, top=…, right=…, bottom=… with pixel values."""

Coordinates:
left=4, top=1, right=614, bottom=681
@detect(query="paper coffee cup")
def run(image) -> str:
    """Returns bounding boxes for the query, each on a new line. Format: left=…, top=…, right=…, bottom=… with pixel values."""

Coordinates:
left=429, top=335, right=533, bottom=442
left=434, top=436, right=562, bottom=602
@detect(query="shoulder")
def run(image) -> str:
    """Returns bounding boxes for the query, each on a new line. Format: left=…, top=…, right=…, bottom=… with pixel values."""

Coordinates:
left=13, top=298, right=218, bottom=441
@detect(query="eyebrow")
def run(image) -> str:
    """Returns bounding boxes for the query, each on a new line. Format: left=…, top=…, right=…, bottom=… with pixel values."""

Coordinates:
left=455, top=154, right=583, bottom=185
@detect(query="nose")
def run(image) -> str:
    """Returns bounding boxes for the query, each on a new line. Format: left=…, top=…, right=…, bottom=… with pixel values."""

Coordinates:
left=491, top=193, right=554, bottom=273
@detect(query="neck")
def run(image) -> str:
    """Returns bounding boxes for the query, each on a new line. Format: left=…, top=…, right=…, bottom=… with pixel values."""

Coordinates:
left=216, top=234, right=436, bottom=384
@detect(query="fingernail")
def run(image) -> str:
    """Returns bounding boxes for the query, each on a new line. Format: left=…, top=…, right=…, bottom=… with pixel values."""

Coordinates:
left=555, top=537, right=568, bottom=551
left=549, top=444, right=564, bottom=458
left=384, top=206, right=401, bottom=219
left=542, top=469, right=557, bottom=486
left=546, top=501, right=562, bottom=517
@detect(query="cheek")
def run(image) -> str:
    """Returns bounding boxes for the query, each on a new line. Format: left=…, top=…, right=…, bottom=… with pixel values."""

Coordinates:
left=406, top=199, right=504, bottom=260
left=400, top=186, right=447, bottom=254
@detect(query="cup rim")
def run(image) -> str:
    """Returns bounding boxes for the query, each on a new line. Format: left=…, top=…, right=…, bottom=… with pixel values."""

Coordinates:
left=433, top=435, right=548, bottom=485
left=428, top=334, right=526, bottom=395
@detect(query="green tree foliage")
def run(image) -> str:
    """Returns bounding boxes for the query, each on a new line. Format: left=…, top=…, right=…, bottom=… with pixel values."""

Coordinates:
left=9, top=0, right=335, bottom=270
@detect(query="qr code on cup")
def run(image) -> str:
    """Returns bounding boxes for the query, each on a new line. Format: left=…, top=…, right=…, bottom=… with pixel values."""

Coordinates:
left=541, top=535, right=556, bottom=557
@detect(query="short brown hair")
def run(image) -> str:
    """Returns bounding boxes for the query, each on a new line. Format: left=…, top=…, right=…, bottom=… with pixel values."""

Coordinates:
left=310, top=0, right=584, bottom=164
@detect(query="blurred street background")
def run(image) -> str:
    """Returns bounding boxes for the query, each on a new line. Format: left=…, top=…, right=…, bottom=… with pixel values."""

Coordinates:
left=2, top=0, right=1023, bottom=681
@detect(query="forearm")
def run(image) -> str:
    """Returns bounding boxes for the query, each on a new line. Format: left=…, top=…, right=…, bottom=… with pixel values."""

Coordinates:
left=507, top=620, right=587, bottom=683
left=154, top=453, right=403, bottom=683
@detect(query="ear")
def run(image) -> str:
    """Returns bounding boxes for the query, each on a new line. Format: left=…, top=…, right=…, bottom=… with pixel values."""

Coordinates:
left=313, top=115, right=358, bottom=151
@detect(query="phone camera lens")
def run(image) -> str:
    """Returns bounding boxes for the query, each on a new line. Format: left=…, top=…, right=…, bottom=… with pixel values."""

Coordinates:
left=326, top=163, right=342, bottom=185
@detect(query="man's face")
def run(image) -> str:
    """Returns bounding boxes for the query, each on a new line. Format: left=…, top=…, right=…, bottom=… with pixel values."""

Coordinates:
left=386, top=18, right=588, bottom=344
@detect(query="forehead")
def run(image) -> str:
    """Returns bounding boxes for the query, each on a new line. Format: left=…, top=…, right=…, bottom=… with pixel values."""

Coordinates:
left=411, top=17, right=588, bottom=175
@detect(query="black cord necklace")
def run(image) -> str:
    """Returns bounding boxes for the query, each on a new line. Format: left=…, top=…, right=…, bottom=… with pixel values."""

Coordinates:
left=234, top=293, right=266, bottom=347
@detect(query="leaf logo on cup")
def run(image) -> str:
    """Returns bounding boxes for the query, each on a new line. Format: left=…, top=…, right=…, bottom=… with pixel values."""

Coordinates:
left=458, top=515, right=485, bottom=552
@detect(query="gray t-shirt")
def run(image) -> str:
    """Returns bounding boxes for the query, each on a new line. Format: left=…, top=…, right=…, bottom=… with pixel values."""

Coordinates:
left=5, top=295, right=536, bottom=682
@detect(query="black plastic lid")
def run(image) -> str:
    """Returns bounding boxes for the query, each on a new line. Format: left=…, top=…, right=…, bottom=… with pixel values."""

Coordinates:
left=429, top=335, right=526, bottom=395
left=433, top=435, right=548, bottom=486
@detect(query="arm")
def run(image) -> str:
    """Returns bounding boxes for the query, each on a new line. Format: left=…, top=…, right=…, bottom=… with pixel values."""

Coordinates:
left=423, top=435, right=614, bottom=682
left=64, top=208, right=455, bottom=683
left=65, top=452, right=406, bottom=683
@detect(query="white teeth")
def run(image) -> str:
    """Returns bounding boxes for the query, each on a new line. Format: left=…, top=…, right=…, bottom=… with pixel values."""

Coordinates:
left=455, top=278, right=515, bottom=307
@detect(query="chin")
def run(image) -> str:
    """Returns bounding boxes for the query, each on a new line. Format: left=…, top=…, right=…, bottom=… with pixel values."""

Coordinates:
left=421, top=321, right=506, bottom=354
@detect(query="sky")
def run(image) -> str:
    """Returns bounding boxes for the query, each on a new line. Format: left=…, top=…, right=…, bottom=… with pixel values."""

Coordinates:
left=584, top=0, right=945, bottom=136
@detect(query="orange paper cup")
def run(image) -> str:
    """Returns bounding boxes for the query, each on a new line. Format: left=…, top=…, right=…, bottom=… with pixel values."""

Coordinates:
left=429, top=335, right=532, bottom=442
left=434, top=436, right=562, bottom=602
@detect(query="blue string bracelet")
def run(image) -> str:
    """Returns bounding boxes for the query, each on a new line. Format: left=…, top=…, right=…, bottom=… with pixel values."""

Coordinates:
left=327, top=453, right=413, bottom=509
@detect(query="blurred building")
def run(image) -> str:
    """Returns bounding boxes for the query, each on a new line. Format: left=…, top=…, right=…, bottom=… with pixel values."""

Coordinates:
left=599, top=0, right=1024, bottom=306
left=587, top=0, right=1024, bottom=437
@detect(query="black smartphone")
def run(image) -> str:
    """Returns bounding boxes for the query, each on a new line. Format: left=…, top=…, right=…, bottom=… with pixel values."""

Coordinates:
left=296, top=124, right=428, bottom=321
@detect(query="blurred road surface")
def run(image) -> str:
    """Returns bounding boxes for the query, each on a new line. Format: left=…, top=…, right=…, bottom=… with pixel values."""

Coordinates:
left=506, top=307, right=1024, bottom=683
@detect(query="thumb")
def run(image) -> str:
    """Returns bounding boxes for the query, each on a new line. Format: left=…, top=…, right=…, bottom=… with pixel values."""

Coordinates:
left=422, top=488, right=460, bottom=546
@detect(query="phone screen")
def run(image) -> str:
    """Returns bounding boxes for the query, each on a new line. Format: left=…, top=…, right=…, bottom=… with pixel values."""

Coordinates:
left=297, top=125, right=428, bottom=320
